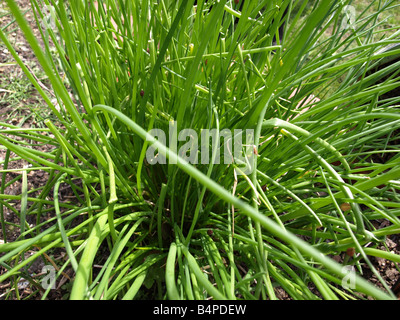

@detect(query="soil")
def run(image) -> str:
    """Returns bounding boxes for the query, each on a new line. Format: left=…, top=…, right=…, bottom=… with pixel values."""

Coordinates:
left=0, top=0, right=71, bottom=300
left=0, top=0, right=399, bottom=300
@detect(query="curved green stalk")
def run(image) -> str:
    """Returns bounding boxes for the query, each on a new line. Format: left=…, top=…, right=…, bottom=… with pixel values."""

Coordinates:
left=70, top=214, right=108, bottom=300
left=166, top=242, right=180, bottom=300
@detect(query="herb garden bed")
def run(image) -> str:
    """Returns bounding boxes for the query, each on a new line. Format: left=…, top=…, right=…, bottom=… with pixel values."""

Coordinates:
left=1, top=0, right=400, bottom=300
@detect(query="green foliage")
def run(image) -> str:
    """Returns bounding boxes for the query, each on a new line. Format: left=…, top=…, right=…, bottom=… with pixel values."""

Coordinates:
left=0, top=0, right=400, bottom=300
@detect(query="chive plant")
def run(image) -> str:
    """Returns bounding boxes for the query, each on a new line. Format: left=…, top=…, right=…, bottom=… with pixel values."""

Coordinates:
left=0, top=0, right=400, bottom=300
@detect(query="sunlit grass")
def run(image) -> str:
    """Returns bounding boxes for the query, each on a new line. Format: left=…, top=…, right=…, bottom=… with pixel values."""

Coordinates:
left=0, top=0, right=399, bottom=300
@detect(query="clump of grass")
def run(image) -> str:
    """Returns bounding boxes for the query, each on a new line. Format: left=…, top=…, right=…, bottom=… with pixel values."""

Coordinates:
left=0, top=0, right=400, bottom=300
